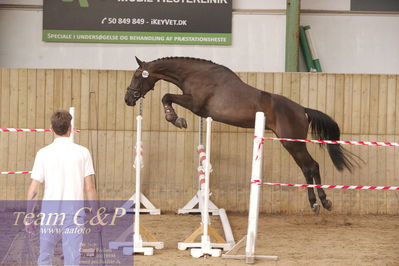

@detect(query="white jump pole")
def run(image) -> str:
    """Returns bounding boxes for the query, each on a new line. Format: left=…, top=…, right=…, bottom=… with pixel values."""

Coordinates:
left=110, top=113, right=163, bottom=255
left=69, top=107, right=75, bottom=142
left=133, top=115, right=149, bottom=253
left=222, top=112, right=278, bottom=263
left=191, top=117, right=221, bottom=258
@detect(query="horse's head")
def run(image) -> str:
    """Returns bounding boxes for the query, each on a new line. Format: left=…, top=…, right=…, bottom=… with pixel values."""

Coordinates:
left=125, top=57, right=158, bottom=106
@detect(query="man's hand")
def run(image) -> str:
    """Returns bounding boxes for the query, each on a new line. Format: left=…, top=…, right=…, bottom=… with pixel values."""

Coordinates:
left=25, top=218, right=37, bottom=235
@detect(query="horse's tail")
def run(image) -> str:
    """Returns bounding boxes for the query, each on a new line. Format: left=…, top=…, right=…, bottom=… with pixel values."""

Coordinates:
left=305, top=108, right=356, bottom=172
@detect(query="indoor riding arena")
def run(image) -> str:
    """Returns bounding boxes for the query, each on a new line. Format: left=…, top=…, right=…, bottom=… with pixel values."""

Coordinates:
left=0, top=1, right=398, bottom=266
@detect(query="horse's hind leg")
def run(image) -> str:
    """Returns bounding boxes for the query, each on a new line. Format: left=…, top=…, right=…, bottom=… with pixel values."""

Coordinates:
left=313, top=168, right=333, bottom=211
left=281, top=141, right=332, bottom=213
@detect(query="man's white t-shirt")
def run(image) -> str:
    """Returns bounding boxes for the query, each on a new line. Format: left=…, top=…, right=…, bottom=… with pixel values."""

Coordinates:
left=31, top=137, right=95, bottom=201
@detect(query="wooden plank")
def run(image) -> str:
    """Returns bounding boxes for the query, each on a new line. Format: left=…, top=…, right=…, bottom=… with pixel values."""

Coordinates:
left=53, top=69, right=63, bottom=110
left=360, top=75, right=371, bottom=135
left=0, top=69, right=10, bottom=201
left=106, top=70, right=117, bottom=131
left=386, top=134, right=396, bottom=214
left=122, top=131, right=134, bottom=201
left=351, top=75, right=362, bottom=213
left=342, top=74, right=353, bottom=213
left=218, top=131, right=229, bottom=210
left=158, top=131, right=168, bottom=210
left=7, top=69, right=19, bottom=200
left=175, top=131, right=185, bottom=210
left=105, top=131, right=115, bottom=199
left=376, top=135, right=387, bottom=214
left=386, top=76, right=397, bottom=214
left=148, top=130, right=161, bottom=208
left=97, top=131, right=107, bottom=200
left=98, top=71, right=108, bottom=130
left=367, top=134, right=378, bottom=214
left=358, top=135, right=369, bottom=214
left=325, top=74, right=336, bottom=213
left=280, top=73, right=292, bottom=214
left=377, top=75, right=387, bottom=135
left=352, top=75, right=362, bottom=134
left=386, top=75, right=396, bottom=135
left=307, top=73, right=317, bottom=110
left=263, top=73, right=275, bottom=213
left=333, top=74, right=345, bottom=212
left=89, top=70, right=99, bottom=131
left=396, top=76, right=399, bottom=135
left=182, top=131, right=195, bottom=211
left=115, top=71, right=126, bottom=131
left=26, top=70, right=37, bottom=195
left=62, top=69, right=72, bottom=109
left=342, top=74, right=353, bottom=134
left=17, top=69, right=28, bottom=200
left=391, top=135, right=399, bottom=214
left=79, top=70, right=90, bottom=146
left=71, top=69, right=81, bottom=130
left=272, top=72, right=284, bottom=213
left=369, top=75, right=379, bottom=134
left=288, top=73, right=303, bottom=213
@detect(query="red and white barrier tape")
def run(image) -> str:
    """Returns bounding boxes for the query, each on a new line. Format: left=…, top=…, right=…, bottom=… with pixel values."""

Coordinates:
left=0, top=128, right=80, bottom=133
left=251, top=180, right=399, bottom=191
left=1, top=171, right=31, bottom=175
left=253, top=136, right=265, bottom=160
left=265, top=137, right=399, bottom=147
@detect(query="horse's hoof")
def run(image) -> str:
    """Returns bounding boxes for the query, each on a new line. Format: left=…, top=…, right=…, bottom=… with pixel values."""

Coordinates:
left=175, top=118, right=187, bottom=129
left=312, top=203, right=320, bottom=215
left=323, top=199, right=333, bottom=211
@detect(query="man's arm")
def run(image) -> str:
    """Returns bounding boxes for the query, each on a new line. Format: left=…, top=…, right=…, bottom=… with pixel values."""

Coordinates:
left=85, top=175, right=99, bottom=215
left=26, top=179, right=41, bottom=212
left=84, top=175, right=98, bottom=202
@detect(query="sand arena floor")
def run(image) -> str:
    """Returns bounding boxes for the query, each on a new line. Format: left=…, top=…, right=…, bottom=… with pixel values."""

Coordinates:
left=134, top=213, right=399, bottom=266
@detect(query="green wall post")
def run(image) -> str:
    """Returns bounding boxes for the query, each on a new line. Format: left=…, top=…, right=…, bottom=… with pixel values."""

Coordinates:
left=285, top=0, right=300, bottom=72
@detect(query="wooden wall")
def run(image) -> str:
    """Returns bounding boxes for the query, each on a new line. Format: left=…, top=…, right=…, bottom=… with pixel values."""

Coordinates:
left=1, top=69, right=398, bottom=214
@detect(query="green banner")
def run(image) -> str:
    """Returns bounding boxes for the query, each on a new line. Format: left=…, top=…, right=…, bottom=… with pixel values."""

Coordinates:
left=43, top=30, right=231, bottom=45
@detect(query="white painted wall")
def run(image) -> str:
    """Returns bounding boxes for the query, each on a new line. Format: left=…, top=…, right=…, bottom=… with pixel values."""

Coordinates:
left=0, top=9, right=286, bottom=72
left=301, top=0, right=350, bottom=11
left=301, top=13, right=399, bottom=74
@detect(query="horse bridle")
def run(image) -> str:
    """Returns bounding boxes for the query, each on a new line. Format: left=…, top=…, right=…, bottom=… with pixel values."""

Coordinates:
left=127, top=69, right=150, bottom=99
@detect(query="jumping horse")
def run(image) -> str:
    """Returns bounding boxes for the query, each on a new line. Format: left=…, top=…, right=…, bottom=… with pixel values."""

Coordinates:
left=124, top=56, right=356, bottom=213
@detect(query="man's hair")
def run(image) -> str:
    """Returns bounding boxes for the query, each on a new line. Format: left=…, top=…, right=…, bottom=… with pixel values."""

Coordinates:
left=51, top=110, right=72, bottom=136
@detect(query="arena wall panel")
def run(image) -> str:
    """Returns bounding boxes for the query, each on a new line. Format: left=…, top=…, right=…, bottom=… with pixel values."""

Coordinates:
left=1, top=69, right=398, bottom=215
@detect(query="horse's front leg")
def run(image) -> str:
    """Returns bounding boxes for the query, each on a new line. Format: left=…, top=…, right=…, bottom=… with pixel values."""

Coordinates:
left=162, top=94, right=194, bottom=129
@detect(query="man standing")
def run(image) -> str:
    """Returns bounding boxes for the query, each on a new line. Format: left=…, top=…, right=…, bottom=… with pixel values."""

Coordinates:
left=26, top=110, right=98, bottom=266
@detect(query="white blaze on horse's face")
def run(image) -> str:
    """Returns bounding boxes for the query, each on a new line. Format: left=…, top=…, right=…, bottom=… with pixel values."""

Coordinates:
left=142, top=70, right=149, bottom=78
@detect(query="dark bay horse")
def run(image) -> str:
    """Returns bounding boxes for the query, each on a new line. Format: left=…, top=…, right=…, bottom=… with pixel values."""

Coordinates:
left=125, top=56, right=355, bottom=213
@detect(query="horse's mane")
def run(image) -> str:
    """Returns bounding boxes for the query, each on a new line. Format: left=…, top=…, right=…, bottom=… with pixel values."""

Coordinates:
left=151, top=57, right=216, bottom=65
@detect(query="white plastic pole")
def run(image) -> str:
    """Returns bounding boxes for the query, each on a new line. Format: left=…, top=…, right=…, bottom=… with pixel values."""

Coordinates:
left=134, top=115, right=143, bottom=246
left=69, top=107, right=75, bottom=142
left=245, top=112, right=265, bottom=263
left=202, top=117, right=212, bottom=245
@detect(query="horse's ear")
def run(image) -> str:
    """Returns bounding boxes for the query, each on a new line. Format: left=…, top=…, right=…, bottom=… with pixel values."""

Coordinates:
left=135, top=56, right=144, bottom=68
